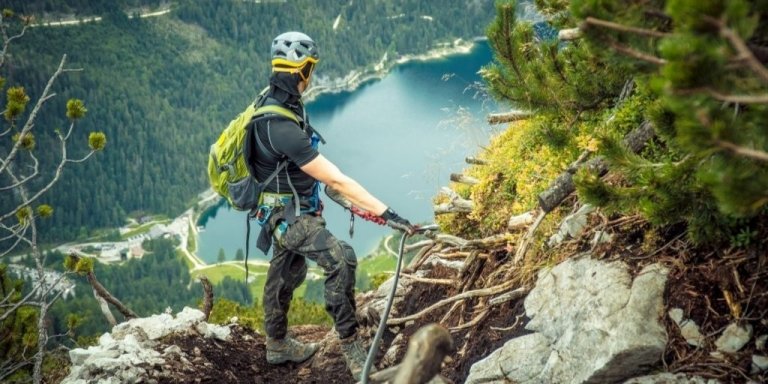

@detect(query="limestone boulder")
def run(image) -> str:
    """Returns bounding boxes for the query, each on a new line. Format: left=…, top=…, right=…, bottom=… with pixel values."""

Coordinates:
left=466, top=257, right=669, bottom=384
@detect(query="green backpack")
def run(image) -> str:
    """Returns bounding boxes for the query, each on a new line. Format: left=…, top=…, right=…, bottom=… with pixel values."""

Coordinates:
left=207, top=90, right=299, bottom=211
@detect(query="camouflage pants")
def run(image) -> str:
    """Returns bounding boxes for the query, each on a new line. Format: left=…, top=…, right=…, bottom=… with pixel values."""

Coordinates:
left=263, top=211, right=359, bottom=339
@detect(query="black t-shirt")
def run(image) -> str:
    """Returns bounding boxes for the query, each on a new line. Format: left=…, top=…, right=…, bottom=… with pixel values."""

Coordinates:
left=252, top=117, right=319, bottom=196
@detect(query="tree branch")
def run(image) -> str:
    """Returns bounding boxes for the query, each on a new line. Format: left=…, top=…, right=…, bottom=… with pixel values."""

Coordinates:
left=584, top=16, right=670, bottom=38
left=715, top=140, right=768, bottom=162
left=0, top=55, right=67, bottom=177
left=606, top=39, right=667, bottom=65
left=706, top=88, right=768, bottom=104
left=711, top=17, right=768, bottom=84
left=69, top=254, right=138, bottom=320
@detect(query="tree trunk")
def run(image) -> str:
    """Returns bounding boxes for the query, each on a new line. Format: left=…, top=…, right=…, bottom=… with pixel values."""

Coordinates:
left=93, top=286, right=117, bottom=326
left=199, top=276, right=214, bottom=322
left=86, top=272, right=138, bottom=320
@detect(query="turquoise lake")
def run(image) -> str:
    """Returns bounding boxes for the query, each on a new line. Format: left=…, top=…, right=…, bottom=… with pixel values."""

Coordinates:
left=197, top=41, right=499, bottom=263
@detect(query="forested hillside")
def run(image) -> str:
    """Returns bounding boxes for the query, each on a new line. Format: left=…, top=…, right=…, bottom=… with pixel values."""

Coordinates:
left=1, top=0, right=495, bottom=243
left=4, top=0, right=165, bottom=16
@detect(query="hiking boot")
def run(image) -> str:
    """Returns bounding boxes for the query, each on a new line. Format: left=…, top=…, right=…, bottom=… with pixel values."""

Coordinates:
left=340, top=333, right=375, bottom=381
left=265, top=336, right=319, bottom=364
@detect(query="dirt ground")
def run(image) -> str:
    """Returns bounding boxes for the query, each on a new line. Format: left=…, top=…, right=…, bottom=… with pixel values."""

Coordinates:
left=149, top=218, right=767, bottom=383
left=155, top=325, right=355, bottom=384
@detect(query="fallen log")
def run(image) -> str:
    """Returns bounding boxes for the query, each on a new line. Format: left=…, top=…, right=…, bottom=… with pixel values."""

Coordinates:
left=434, top=187, right=473, bottom=215
left=487, top=111, right=532, bottom=125
left=537, top=120, right=655, bottom=213
left=450, top=173, right=480, bottom=186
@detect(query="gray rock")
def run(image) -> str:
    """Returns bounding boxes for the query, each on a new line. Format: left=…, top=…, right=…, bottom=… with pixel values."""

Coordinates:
left=668, top=308, right=705, bottom=347
left=753, top=355, right=768, bottom=372
left=466, top=333, right=550, bottom=383
left=69, top=348, right=96, bottom=366
left=62, top=308, right=226, bottom=384
left=756, top=334, right=767, bottom=351
left=548, top=204, right=595, bottom=247
left=715, top=323, right=753, bottom=353
left=623, top=373, right=720, bottom=383
left=467, top=258, right=669, bottom=384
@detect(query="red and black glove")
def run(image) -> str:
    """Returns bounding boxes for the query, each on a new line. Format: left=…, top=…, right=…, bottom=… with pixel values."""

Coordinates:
left=380, top=207, right=416, bottom=234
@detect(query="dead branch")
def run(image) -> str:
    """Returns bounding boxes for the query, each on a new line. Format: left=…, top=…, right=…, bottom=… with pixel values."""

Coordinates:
left=391, top=324, right=454, bottom=384
left=69, top=254, right=138, bottom=321
left=464, top=233, right=509, bottom=249
left=584, top=16, right=670, bottom=38
left=487, top=287, right=529, bottom=306
left=92, top=286, right=117, bottom=327
left=490, top=304, right=526, bottom=332
left=387, top=280, right=515, bottom=326
left=711, top=17, right=768, bottom=84
left=559, top=27, right=582, bottom=41
left=706, top=88, right=768, bottom=104
left=199, top=275, right=214, bottom=322
left=538, top=120, right=655, bottom=212
left=607, top=39, right=667, bottom=65
left=404, top=239, right=434, bottom=253
left=465, top=156, right=487, bottom=165
left=715, top=140, right=768, bottom=162
left=449, top=308, right=490, bottom=332
left=513, top=210, right=546, bottom=266
left=437, top=251, right=474, bottom=259
left=399, top=273, right=455, bottom=286
left=431, top=233, right=469, bottom=248
left=508, top=211, right=535, bottom=231
left=403, top=243, right=437, bottom=274
left=434, top=187, right=473, bottom=215
left=450, top=173, right=479, bottom=186
left=458, top=258, right=485, bottom=293
left=487, top=111, right=532, bottom=125
left=459, top=250, right=479, bottom=277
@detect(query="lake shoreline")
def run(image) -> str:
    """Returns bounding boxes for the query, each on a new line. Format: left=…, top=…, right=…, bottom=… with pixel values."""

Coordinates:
left=303, top=37, right=488, bottom=102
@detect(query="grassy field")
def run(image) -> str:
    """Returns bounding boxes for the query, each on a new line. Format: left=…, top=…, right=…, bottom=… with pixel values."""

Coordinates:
left=191, top=262, right=322, bottom=300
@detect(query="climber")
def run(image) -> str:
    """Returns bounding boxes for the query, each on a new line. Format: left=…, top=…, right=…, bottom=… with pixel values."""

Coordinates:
left=249, top=31, right=415, bottom=381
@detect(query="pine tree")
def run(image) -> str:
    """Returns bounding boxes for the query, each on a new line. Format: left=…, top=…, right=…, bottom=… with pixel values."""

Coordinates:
left=484, top=0, right=768, bottom=244
left=234, top=248, right=244, bottom=261
left=217, top=248, right=226, bottom=264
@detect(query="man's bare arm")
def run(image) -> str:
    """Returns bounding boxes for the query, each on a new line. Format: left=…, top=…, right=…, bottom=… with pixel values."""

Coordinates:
left=300, top=154, right=388, bottom=215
